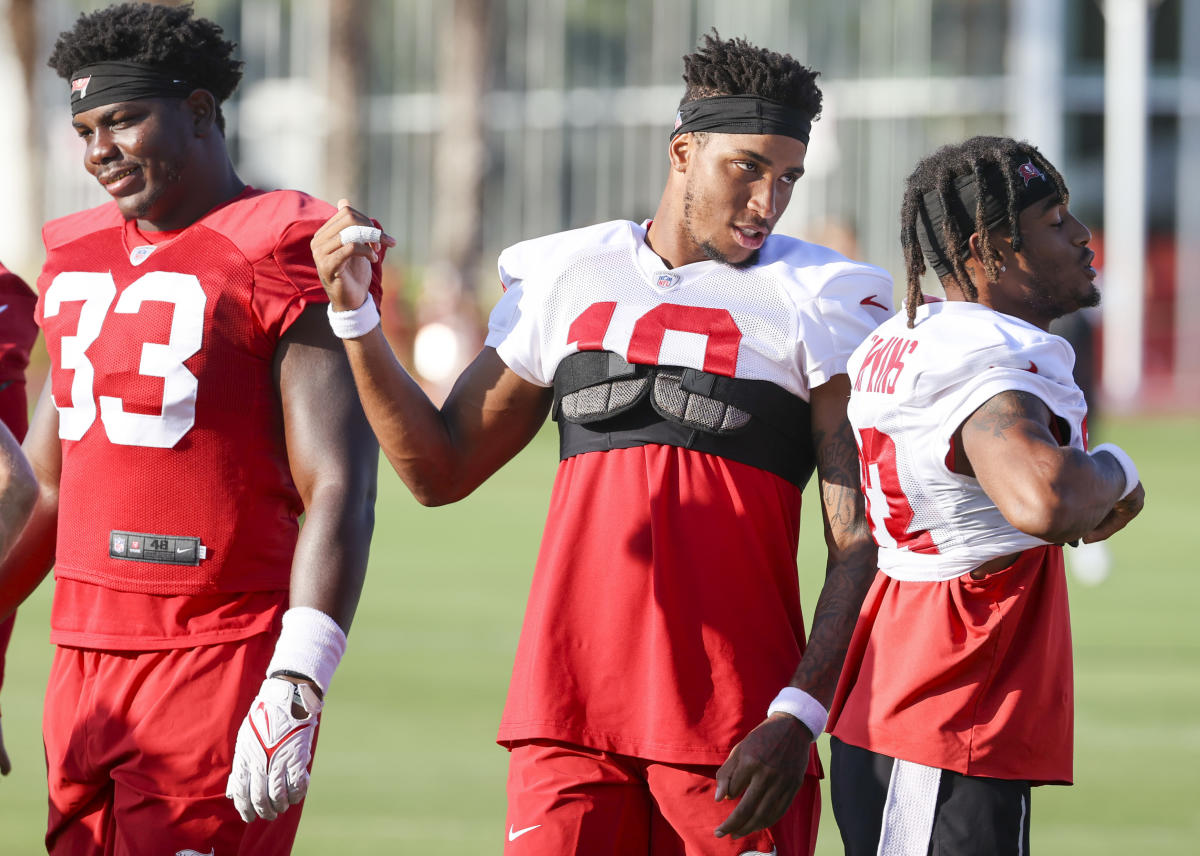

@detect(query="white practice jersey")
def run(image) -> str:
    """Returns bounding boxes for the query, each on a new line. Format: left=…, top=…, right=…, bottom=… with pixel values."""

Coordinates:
left=847, top=299, right=1088, bottom=581
left=485, top=220, right=894, bottom=398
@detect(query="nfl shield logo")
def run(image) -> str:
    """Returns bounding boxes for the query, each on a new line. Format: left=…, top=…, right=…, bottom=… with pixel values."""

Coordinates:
left=130, top=245, right=156, bottom=266
left=113, top=535, right=126, bottom=554
left=1017, top=161, right=1046, bottom=187
left=655, top=271, right=679, bottom=289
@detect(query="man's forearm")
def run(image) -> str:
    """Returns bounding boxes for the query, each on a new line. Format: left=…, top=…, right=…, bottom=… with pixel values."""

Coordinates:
left=286, top=476, right=377, bottom=633
left=342, top=327, right=463, bottom=504
left=786, top=536, right=877, bottom=707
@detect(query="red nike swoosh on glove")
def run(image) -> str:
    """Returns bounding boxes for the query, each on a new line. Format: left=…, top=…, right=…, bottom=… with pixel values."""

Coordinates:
left=860, top=295, right=888, bottom=311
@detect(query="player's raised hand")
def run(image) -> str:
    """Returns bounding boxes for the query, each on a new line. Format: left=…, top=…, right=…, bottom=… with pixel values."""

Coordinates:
left=226, top=677, right=323, bottom=822
left=311, top=199, right=395, bottom=312
left=713, top=713, right=810, bottom=839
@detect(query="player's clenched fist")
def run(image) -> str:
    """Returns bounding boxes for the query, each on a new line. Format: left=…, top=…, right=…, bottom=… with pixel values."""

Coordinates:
left=311, top=199, right=395, bottom=313
left=226, top=677, right=323, bottom=822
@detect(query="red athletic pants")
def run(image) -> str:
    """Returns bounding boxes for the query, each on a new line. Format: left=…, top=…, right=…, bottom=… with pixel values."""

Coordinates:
left=43, top=634, right=314, bottom=856
left=504, top=739, right=820, bottom=855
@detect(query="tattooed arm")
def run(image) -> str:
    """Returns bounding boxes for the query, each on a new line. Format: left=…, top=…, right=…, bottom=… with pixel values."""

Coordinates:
left=714, top=374, right=879, bottom=839
left=958, top=389, right=1143, bottom=544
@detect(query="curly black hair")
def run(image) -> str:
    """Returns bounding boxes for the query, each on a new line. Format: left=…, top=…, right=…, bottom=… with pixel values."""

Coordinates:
left=48, top=2, right=243, bottom=132
left=680, top=30, right=822, bottom=121
left=900, top=135, right=1069, bottom=326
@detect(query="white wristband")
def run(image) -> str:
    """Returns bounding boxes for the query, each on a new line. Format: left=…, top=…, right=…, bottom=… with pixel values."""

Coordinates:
left=327, top=295, right=380, bottom=339
left=1090, top=443, right=1140, bottom=498
left=266, top=606, right=348, bottom=695
left=767, top=686, right=828, bottom=738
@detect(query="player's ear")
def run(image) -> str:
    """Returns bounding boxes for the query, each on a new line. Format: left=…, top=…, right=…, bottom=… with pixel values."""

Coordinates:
left=184, top=89, right=219, bottom=136
left=668, top=133, right=693, bottom=173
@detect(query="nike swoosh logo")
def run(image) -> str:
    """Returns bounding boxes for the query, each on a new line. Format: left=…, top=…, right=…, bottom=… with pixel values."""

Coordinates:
left=175, top=849, right=214, bottom=856
left=508, top=823, right=541, bottom=841
left=1026, top=361, right=1039, bottom=374
left=0, top=304, right=8, bottom=314
left=860, top=295, right=888, bottom=311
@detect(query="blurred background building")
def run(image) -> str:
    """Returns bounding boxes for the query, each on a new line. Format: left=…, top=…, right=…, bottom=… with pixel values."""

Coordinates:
left=0, top=0, right=1195, bottom=409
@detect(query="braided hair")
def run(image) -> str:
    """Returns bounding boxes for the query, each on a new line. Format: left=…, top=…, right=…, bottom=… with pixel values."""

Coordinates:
left=48, top=2, right=243, bottom=133
left=899, top=136, right=1068, bottom=326
left=680, top=30, right=822, bottom=119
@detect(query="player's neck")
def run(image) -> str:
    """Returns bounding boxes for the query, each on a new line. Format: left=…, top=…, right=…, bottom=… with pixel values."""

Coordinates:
left=645, top=194, right=705, bottom=270
left=137, top=155, right=245, bottom=233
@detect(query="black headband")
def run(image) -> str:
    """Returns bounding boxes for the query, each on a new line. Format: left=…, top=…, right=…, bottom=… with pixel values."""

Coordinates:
left=915, top=159, right=1058, bottom=277
left=671, top=95, right=812, bottom=144
left=70, top=61, right=193, bottom=115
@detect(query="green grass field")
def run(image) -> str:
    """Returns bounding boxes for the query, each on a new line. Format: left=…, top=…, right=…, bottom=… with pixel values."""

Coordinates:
left=0, top=416, right=1196, bottom=854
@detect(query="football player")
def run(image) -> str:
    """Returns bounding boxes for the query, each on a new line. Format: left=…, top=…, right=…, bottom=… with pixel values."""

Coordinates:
left=313, top=31, right=888, bottom=856
left=0, top=259, right=38, bottom=778
left=0, top=4, right=380, bottom=854
left=827, top=136, right=1145, bottom=855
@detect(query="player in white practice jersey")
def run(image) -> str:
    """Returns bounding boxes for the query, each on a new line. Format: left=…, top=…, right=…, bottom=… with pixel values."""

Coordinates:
left=313, top=32, right=891, bottom=856
left=826, top=136, right=1145, bottom=856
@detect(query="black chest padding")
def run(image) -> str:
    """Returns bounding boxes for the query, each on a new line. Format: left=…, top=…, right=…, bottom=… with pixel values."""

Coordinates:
left=551, top=350, right=816, bottom=488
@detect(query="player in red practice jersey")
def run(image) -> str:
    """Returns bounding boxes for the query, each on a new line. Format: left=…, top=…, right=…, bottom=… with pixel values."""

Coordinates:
left=0, top=261, right=38, bottom=778
left=313, top=32, right=885, bottom=856
left=826, top=137, right=1146, bottom=855
left=0, top=6, right=379, bottom=854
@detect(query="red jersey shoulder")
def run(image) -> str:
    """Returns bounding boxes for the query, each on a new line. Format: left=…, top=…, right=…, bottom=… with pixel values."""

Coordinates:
left=201, top=188, right=336, bottom=262
left=0, top=263, right=37, bottom=378
left=0, top=262, right=35, bottom=300
left=43, top=202, right=125, bottom=251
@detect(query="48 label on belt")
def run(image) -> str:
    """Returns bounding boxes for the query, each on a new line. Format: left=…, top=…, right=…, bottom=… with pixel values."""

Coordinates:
left=109, top=530, right=206, bottom=565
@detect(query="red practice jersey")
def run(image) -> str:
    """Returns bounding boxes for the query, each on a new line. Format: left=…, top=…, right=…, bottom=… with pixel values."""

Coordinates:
left=487, top=220, right=893, bottom=764
left=829, top=299, right=1086, bottom=783
left=35, top=188, right=377, bottom=649
left=0, top=262, right=37, bottom=709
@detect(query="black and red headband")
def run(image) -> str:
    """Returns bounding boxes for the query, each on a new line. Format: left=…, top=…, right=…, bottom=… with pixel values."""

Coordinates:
left=916, top=160, right=1058, bottom=277
left=69, top=61, right=193, bottom=115
left=671, top=95, right=812, bottom=145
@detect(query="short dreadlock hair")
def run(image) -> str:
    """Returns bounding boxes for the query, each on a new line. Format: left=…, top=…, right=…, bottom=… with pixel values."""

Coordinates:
left=899, top=135, right=1069, bottom=326
left=48, top=2, right=243, bottom=133
left=680, top=30, right=822, bottom=120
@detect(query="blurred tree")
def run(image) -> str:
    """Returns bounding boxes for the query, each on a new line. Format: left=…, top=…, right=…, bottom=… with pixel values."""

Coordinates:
left=326, top=0, right=368, bottom=201
left=413, top=0, right=491, bottom=397
left=8, top=0, right=40, bottom=240
left=429, top=0, right=490, bottom=298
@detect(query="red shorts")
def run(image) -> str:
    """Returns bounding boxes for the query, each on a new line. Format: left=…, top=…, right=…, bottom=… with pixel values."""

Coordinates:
left=504, top=740, right=820, bottom=856
left=43, top=634, right=315, bottom=856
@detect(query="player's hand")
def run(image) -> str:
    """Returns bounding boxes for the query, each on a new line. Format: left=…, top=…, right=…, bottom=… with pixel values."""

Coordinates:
left=226, top=677, right=323, bottom=822
left=713, top=713, right=811, bottom=839
left=1081, top=482, right=1145, bottom=543
left=310, top=199, right=396, bottom=312
left=0, top=717, right=11, bottom=776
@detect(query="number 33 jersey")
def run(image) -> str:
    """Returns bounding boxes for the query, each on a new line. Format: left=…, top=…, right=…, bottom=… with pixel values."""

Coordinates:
left=36, top=188, right=335, bottom=599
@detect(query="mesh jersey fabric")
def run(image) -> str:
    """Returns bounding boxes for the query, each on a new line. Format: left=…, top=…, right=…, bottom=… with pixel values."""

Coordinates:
left=487, top=219, right=893, bottom=395
left=829, top=299, right=1082, bottom=782
left=846, top=299, right=1087, bottom=580
left=35, top=188, right=381, bottom=647
left=488, top=220, right=893, bottom=764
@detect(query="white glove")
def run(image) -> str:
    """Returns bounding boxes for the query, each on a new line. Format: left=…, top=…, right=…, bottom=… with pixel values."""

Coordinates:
left=226, top=677, right=323, bottom=822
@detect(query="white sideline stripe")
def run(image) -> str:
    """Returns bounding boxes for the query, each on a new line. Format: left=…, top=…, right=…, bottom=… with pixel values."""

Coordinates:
left=877, top=759, right=941, bottom=856
left=1017, top=793, right=1027, bottom=856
